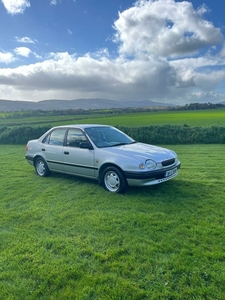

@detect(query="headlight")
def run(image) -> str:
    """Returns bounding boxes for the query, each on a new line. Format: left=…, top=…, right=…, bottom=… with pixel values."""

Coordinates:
left=145, top=159, right=157, bottom=169
left=171, top=151, right=178, bottom=163
left=171, top=150, right=177, bottom=157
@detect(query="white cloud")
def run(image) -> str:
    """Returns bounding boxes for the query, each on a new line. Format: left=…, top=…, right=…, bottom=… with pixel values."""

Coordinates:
left=14, top=47, right=32, bottom=57
left=220, top=43, right=225, bottom=58
left=193, top=70, right=225, bottom=91
left=0, top=51, right=16, bottom=64
left=15, top=36, right=36, bottom=44
left=1, top=0, right=30, bottom=15
left=186, top=91, right=225, bottom=103
left=93, top=48, right=110, bottom=58
left=197, top=3, right=209, bottom=16
left=50, top=0, right=57, bottom=5
left=113, top=0, right=223, bottom=58
left=0, top=50, right=224, bottom=103
left=67, top=29, right=73, bottom=35
left=50, top=0, right=62, bottom=5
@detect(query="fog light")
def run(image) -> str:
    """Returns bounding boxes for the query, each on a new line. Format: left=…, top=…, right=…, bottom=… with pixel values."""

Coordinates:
left=139, top=163, right=146, bottom=169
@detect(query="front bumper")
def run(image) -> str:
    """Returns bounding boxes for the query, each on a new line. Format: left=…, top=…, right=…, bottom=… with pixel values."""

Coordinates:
left=125, top=162, right=181, bottom=187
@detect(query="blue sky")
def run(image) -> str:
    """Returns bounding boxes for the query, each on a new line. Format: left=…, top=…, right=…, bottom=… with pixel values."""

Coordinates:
left=0, top=0, right=225, bottom=105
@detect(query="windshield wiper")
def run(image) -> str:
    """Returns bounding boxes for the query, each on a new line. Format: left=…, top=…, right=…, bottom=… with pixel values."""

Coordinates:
left=112, top=141, right=136, bottom=147
left=129, top=141, right=137, bottom=144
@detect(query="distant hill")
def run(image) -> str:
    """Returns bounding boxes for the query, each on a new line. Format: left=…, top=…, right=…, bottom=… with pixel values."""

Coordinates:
left=0, top=98, right=173, bottom=112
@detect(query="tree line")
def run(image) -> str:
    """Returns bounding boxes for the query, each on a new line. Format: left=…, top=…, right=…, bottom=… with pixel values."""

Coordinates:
left=1, top=102, right=225, bottom=120
left=167, top=102, right=225, bottom=111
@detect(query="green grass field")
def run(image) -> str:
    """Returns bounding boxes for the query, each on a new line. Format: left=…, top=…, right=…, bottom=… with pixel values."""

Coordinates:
left=1, top=144, right=225, bottom=299
left=77, top=109, right=225, bottom=127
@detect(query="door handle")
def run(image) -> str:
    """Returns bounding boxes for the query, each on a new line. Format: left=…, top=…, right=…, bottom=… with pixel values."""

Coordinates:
left=41, top=148, right=45, bottom=151
left=64, top=151, right=69, bottom=155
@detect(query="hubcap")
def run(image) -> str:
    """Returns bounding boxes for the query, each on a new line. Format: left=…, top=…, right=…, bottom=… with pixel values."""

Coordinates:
left=37, top=161, right=45, bottom=175
left=104, top=171, right=120, bottom=192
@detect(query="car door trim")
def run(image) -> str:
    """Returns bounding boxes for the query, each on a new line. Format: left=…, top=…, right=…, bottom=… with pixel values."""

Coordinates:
left=47, top=159, right=98, bottom=171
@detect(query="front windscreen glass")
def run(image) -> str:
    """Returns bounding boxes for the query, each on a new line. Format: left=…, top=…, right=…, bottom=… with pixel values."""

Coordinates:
left=85, top=126, right=135, bottom=148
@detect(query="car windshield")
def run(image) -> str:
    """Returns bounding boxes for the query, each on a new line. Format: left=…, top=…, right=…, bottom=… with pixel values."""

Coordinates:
left=85, top=126, right=135, bottom=148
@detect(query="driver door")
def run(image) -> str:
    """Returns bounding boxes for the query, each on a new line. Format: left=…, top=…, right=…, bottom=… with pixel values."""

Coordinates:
left=62, top=128, right=96, bottom=178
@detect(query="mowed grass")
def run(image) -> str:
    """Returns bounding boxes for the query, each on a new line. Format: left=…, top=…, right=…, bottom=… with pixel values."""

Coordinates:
left=0, top=144, right=225, bottom=299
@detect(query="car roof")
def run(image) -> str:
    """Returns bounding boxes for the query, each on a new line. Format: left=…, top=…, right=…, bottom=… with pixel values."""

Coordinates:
left=53, top=124, right=111, bottom=130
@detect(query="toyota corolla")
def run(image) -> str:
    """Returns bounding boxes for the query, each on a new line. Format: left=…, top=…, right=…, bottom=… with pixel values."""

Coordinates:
left=25, top=124, right=181, bottom=193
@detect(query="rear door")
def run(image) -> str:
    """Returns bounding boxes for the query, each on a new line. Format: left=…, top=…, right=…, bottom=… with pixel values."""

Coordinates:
left=41, top=128, right=67, bottom=172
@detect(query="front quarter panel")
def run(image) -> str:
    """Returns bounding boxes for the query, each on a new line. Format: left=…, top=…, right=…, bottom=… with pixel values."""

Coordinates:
left=94, top=145, right=180, bottom=187
left=95, top=148, right=145, bottom=174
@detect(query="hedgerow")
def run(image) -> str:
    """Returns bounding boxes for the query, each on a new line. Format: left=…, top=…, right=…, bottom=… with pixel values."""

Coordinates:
left=119, top=125, right=225, bottom=144
left=0, top=125, right=51, bottom=144
left=0, top=125, right=225, bottom=144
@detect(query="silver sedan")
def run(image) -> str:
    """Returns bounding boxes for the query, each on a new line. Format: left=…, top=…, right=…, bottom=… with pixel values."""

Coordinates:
left=25, top=124, right=181, bottom=193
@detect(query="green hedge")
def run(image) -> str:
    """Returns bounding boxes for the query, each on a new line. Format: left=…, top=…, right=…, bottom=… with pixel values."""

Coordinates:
left=0, top=125, right=225, bottom=145
left=0, top=125, right=51, bottom=144
left=119, top=125, right=225, bottom=144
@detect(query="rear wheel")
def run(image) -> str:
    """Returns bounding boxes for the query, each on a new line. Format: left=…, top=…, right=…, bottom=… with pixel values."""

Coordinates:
left=35, top=157, right=50, bottom=177
left=102, top=166, right=127, bottom=194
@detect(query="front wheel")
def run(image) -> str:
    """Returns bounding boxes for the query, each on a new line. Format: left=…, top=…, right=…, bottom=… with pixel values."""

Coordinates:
left=35, top=157, right=50, bottom=177
left=102, top=166, right=127, bottom=194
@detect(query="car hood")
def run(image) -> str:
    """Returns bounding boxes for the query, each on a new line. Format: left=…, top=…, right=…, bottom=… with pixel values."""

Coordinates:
left=101, top=142, right=175, bottom=162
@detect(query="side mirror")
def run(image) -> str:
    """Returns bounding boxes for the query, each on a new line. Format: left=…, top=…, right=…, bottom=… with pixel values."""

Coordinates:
left=79, top=142, right=93, bottom=150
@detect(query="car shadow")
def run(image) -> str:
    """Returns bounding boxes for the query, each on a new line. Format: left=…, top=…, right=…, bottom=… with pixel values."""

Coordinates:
left=126, top=178, right=212, bottom=204
left=47, top=172, right=212, bottom=207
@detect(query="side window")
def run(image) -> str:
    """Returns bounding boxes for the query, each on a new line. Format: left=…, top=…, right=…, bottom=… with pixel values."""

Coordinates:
left=66, top=129, right=88, bottom=147
left=43, top=129, right=66, bottom=146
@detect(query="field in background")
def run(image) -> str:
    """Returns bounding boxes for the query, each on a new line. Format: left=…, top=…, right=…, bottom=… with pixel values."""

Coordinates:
left=1, top=108, right=225, bottom=145
left=80, top=109, right=225, bottom=127
left=1, top=144, right=225, bottom=299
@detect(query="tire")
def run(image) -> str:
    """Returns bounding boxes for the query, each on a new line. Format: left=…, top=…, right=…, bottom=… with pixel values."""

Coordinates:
left=35, top=157, right=50, bottom=177
left=102, top=166, right=127, bottom=194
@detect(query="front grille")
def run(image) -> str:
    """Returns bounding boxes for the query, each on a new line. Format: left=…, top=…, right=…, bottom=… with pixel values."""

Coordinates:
left=155, top=173, right=165, bottom=179
left=162, top=158, right=175, bottom=167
